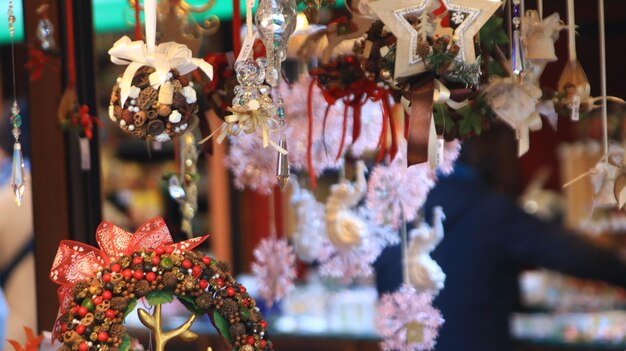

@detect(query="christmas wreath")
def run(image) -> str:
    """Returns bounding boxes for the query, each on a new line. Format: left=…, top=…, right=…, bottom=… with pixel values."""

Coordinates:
left=50, top=218, right=272, bottom=351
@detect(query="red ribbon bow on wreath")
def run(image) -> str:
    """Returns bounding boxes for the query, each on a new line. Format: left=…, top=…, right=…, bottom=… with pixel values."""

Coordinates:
left=49, top=217, right=209, bottom=339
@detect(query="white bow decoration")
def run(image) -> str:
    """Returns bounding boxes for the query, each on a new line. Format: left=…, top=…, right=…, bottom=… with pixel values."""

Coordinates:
left=108, top=0, right=213, bottom=108
left=484, top=77, right=543, bottom=156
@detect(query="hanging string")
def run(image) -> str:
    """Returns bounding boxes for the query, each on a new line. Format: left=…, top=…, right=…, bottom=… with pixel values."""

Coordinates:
left=134, top=0, right=142, bottom=40
left=246, top=0, right=254, bottom=38
left=233, top=0, right=242, bottom=56
left=566, top=0, right=576, bottom=63
left=8, top=2, right=17, bottom=100
left=145, top=0, right=156, bottom=53
left=400, top=212, right=409, bottom=285
left=174, top=137, right=180, bottom=176
left=65, top=0, right=76, bottom=88
left=537, top=0, right=543, bottom=19
left=598, top=0, right=608, bottom=158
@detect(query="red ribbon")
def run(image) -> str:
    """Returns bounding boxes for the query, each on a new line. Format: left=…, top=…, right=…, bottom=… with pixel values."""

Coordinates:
left=376, top=98, right=389, bottom=162
left=232, top=0, right=242, bottom=57
left=383, top=96, right=398, bottom=160
left=351, top=96, right=363, bottom=143
left=336, top=100, right=349, bottom=161
left=49, top=217, right=209, bottom=339
left=307, top=79, right=317, bottom=188
left=24, top=46, right=59, bottom=81
left=134, top=0, right=142, bottom=41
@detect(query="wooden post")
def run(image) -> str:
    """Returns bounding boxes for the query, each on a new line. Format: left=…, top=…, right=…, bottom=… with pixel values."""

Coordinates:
left=207, top=111, right=233, bottom=264
left=22, top=0, right=70, bottom=331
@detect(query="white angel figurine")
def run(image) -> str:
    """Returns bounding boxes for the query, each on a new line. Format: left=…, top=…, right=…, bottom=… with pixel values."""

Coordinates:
left=406, top=206, right=446, bottom=295
left=325, top=161, right=369, bottom=251
left=290, top=178, right=327, bottom=262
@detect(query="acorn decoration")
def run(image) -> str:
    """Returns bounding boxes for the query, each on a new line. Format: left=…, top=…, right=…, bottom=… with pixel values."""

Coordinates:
left=109, top=66, right=199, bottom=141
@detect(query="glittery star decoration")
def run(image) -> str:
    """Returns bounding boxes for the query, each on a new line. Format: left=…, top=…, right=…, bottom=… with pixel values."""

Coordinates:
left=367, top=0, right=501, bottom=79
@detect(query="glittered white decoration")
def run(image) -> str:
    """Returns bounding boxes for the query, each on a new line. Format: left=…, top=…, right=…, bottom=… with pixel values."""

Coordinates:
left=251, top=237, right=297, bottom=307
left=366, top=140, right=460, bottom=229
left=376, top=284, right=444, bottom=351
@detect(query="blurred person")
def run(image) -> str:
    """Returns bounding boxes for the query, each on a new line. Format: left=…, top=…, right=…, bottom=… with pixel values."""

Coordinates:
left=374, top=124, right=626, bottom=351
left=0, top=99, right=37, bottom=348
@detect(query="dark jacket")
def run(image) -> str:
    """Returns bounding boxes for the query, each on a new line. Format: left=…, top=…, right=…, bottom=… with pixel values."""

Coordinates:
left=374, top=166, right=626, bottom=351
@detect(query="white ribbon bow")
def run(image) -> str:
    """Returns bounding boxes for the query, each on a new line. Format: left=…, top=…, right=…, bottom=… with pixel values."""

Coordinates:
left=523, top=10, right=565, bottom=41
left=108, top=36, right=213, bottom=108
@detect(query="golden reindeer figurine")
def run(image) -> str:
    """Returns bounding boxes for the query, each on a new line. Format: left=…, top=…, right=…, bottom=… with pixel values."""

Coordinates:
left=138, top=304, right=200, bottom=351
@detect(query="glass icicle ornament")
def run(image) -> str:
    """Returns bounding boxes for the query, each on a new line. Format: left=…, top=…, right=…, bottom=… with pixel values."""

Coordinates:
left=275, top=98, right=289, bottom=190
left=511, top=0, right=525, bottom=76
left=36, top=4, right=56, bottom=52
left=10, top=102, right=25, bottom=206
left=255, top=0, right=297, bottom=86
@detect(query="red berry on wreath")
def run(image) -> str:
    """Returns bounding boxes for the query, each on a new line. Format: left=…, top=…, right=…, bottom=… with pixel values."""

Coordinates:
left=102, top=273, right=111, bottom=283
left=155, top=246, right=165, bottom=255
left=165, top=246, right=174, bottom=254
left=227, top=287, right=235, bottom=297
left=202, top=256, right=211, bottom=265
left=192, top=266, right=202, bottom=277
left=75, top=324, right=85, bottom=335
left=182, top=259, right=192, bottom=269
left=240, top=285, right=247, bottom=293
left=93, top=296, right=103, bottom=305
left=111, top=263, right=121, bottom=273
left=132, top=256, right=143, bottom=265
left=146, top=272, right=156, bottom=282
left=216, top=278, right=224, bottom=287
left=97, top=331, right=109, bottom=343
left=105, top=309, right=116, bottom=319
left=122, top=269, right=133, bottom=280
left=260, top=339, right=267, bottom=348
left=133, top=270, right=144, bottom=280
left=79, top=342, right=88, bottom=351
left=199, top=279, right=209, bottom=290
left=152, top=256, right=160, bottom=265
left=246, top=336, right=255, bottom=345
left=102, top=290, right=112, bottom=300
left=77, top=306, right=88, bottom=317
left=260, top=320, right=268, bottom=329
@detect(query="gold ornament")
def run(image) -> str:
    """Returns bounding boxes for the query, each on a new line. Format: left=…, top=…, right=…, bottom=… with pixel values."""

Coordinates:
left=367, top=0, right=501, bottom=79
left=138, top=304, right=200, bottom=351
left=405, top=321, right=424, bottom=343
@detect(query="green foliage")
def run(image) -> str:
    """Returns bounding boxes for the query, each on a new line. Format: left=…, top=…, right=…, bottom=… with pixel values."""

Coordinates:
left=457, top=104, right=483, bottom=135
left=239, top=307, right=251, bottom=320
left=213, top=310, right=234, bottom=344
left=427, top=51, right=456, bottom=75
left=487, top=60, right=508, bottom=78
left=178, top=294, right=205, bottom=315
left=123, top=298, right=137, bottom=319
left=480, top=16, right=509, bottom=52
left=433, top=104, right=455, bottom=134
left=119, top=334, right=131, bottom=351
left=146, top=290, right=174, bottom=306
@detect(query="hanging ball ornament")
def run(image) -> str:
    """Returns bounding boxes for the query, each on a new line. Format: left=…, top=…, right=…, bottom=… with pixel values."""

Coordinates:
left=109, top=66, right=198, bottom=141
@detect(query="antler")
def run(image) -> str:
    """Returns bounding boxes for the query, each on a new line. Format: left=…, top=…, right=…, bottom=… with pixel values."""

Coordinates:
left=138, top=305, right=199, bottom=351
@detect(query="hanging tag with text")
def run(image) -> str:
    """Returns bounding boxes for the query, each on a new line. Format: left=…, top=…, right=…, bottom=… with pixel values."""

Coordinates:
left=570, top=95, right=580, bottom=121
left=436, top=136, right=445, bottom=167
left=237, top=33, right=257, bottom=63
left=79, top=137, right=91, bottom=171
